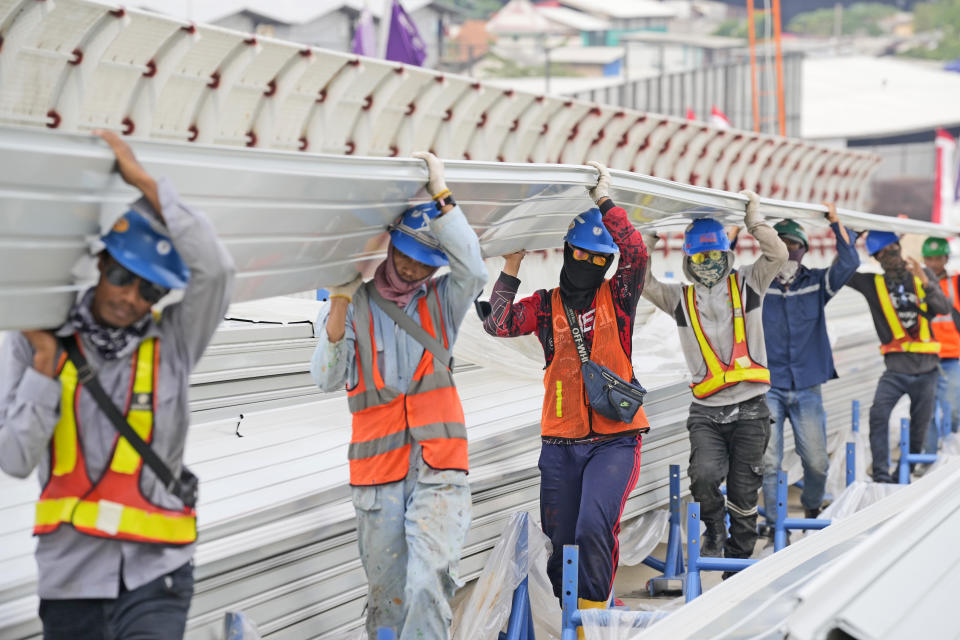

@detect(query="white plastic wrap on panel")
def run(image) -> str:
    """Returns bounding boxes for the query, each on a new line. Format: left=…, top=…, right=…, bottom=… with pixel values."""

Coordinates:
left=363, top=66, right=436, bottom=157
left=151, top=28, right=243, bottom=141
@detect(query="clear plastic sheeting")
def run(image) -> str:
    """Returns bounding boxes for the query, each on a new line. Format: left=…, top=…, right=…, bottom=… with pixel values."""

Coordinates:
left=224, top=612, right=262, bottom=640
left=582, top=609, right=670, bottom=640
left=451, top=511, right=561, bottom=640
left=616, top=509, right=670, bottom=567
left=820, top=481, right=905, bottom=521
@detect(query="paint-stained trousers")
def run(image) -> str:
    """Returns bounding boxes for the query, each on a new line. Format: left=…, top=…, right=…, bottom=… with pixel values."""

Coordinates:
left=539, top=434, right=642, bottom=603
left=352, top=444, right=471, bottom=640
left=687, top=395, right=770, bottom=559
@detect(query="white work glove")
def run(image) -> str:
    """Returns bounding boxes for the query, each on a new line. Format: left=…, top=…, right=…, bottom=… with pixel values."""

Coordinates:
left=412, top=151, right=448, bottom=198
left=642, top=233, right=659, bottom=250
left=739, top=190, right=762, bottom=229
left=329, top=274, right=363, bottom=302
left=586, top=160, right=611, bottom=204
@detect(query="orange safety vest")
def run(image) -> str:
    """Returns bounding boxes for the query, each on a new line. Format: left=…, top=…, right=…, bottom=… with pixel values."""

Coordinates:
left=541, top=281, right=649, bottom=438
left=34, top=337, right=197, bottom=545
left=931, top=274, right=960, bottom=359
left=874, top=275, right=941, bottom=355
left=346, top=282, right=468, bottom=486
left=684, top=273, right=771, bottom=399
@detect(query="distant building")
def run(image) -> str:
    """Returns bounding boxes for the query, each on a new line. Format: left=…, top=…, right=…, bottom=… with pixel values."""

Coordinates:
left=134, top=0, right=464, bottom=68
left=555, top=0, right=681, bottom=43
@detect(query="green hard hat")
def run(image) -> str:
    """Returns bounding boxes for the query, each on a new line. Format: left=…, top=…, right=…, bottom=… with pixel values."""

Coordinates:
left=922, top=237, right=950, bottom=258
left=773, top=219, right=808, bottom=249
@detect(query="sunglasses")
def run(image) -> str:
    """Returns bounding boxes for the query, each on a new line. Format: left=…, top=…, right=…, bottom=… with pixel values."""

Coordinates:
left=689, top=250, right=724, bottom=264
left=105, top=260, right=170, bottom=304
left=571, top=248, right=609, bottom=267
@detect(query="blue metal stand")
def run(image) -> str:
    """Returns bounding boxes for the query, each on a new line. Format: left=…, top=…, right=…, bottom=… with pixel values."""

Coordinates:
left=845, top=442, right=856, bottom=487
left=898, top=418, right=937, bottom=484
left=502, top=513, right=537, bottom=640
left=771, top=471, right=831, bottom=551
left=852, top=399, right=859, bottom=433
left=561, top=545, right=581, bottom=640
left=377, top=629, right=396, bottom=640
left=642, top=464, right=685, bottom=595
left=683, top=502, right=757, bottom=602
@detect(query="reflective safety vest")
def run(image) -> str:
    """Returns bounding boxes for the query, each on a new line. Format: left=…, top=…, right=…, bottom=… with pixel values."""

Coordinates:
left=34, top=337, right=197, bottom=545
left=541, top=281, right=649, bottom=438
left=931, top=274, right=960, bottom=359
left=684, top=273, right=771, bottom=399
left=346, top=282, right=468, bottom=486
left=874, top=275, right=941, bottom=355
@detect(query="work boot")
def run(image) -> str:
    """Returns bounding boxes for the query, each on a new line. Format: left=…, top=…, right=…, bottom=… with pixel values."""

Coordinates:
left=701, top=520, right=727, bottom=557
left=803, top=506, right=821, bottom=520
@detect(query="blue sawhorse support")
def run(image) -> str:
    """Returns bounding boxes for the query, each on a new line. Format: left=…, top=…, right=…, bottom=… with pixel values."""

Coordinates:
left=683, top=502, right=758, bottom=602
left=771, top=471, right=831, bottom=551
left=642, top=464, right=684, bottom=595
left=898, top=418, right=937, bottom=484
left=502, top=512, right=537, bottom=640
left=377, top=629, right=396, bottom=640
left=846, top=442, right=856, bottom=487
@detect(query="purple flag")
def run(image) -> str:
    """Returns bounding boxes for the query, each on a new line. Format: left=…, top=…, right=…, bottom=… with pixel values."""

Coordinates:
left=352, top=7, right=376, bottom=57
left=385, top=0, right=427, bottom=67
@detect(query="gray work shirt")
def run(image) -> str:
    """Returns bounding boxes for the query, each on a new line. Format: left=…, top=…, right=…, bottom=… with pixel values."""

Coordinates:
left=0, top=178, right=235, bottom=599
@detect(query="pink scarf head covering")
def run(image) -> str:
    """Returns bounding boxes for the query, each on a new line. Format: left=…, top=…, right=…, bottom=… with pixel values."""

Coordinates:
left=373, top=245, right=437, bottom=307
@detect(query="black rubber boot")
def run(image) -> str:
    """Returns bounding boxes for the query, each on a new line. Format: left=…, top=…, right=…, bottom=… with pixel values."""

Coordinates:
left=701, top=520, right=727, bottom=557
left=804, top=507, right=821, bottom=519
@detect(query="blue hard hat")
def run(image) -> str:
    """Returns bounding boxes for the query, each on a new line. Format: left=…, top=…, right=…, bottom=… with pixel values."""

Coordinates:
left=865, top=230, right=899, bottom=256
left=101, top=210, right=189, bottom=289
left=389, top=203, right=448, bottom=267
left=683, top=218, right=730, bottom=255
left=563, top=208, right=618, bottom=254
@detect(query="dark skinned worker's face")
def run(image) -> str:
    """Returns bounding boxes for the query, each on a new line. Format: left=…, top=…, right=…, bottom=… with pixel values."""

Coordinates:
left=91, top=255, right=155, bottom=328
left=924, top=255, right=948, bottom=276
left=392, top=249, right=435, bottom=282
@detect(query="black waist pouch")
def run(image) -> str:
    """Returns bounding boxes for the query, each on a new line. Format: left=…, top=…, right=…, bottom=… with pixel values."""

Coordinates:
left=581, top=360, right=647, bottom=424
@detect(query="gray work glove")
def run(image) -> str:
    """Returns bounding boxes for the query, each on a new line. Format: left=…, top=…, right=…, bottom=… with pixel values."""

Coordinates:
left=329, top=274, right=363, bottom=302
left=642, top=233, right=659, bottom=251
left=739, top=190, right=763, bottom=230
left=412, top=151, right=448, bottom=198
left=586, top=160, right=611, bottom=204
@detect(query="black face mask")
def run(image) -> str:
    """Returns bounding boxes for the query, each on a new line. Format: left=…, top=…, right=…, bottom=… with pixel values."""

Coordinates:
left=559, top=244, right=611, bottom=311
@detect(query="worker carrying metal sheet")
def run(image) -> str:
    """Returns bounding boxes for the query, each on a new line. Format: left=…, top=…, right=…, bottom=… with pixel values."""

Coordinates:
left=480, top=161, right=649, bottom=627
left=921, top=237, right=960, bottom=454
left=642, top=193, right=787, bottom=566
left=757, top=206, right=859, bottom=529
left=847, top=232, right=950, bottom=481
left=0, top=131, right=235, bottom=639
left=310, top=152, right=487, bottom=640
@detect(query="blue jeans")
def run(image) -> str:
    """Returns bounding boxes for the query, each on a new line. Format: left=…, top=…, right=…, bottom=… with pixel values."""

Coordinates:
left=39, top=562, right=193, bottom=640
left=763, top=386, right=829, bottom=520
left=925, top=358, right=960, bottom=453
left=869, top=369, right=939, bottom=481
left=351, top=445, right=471, bottom=640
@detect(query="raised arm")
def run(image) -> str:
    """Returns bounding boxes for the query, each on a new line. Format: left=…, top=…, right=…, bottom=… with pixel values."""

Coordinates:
left=823, top=203, right=860, bottom=299
left=639, top=234, right=683, bottom=314
left=740, top=190, right=788, bottom=293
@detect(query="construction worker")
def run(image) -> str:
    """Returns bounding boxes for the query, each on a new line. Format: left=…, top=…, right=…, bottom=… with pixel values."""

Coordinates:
left=921, top=237, right=960, bottom=453
left=481, top=161, right=649, bottom=621
left=0, top=130, right=235, bottom=639
left=759, top=206, right=859, bottom=524
left=846, top=232, right=949, bottom=482
left=310, top=152, right=486, bottom=640
left=642, top=192, right=787, bottom=562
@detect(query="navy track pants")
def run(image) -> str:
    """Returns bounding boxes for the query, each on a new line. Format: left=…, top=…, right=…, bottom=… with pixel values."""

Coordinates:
left=539, top=434, right=642, bottom=602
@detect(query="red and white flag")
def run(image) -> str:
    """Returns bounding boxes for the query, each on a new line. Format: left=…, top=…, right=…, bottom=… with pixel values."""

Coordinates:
left=685, top=107, right=696, bottom=121
left=934, top=128, right=957, bottom=225
left=710, top=105, right=731, bottom=129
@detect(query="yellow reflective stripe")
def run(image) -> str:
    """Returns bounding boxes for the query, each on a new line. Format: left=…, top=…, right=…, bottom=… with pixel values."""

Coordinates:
left=110, top=339, right=155, bottom=474
left=685, top=285, right=726, bottom=379
left=728, top=275, right=747, bottom=344
left=555, top=381, right=563, bottom=418
left=71, top=500, right=196, bottom=544
left=52, top=363, right=79, bottom=476
left=35, top=497, right=79, bottom=526
left=875, top=275, right=906, bottom=340
left=725, top=368, right=771, bottom=383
